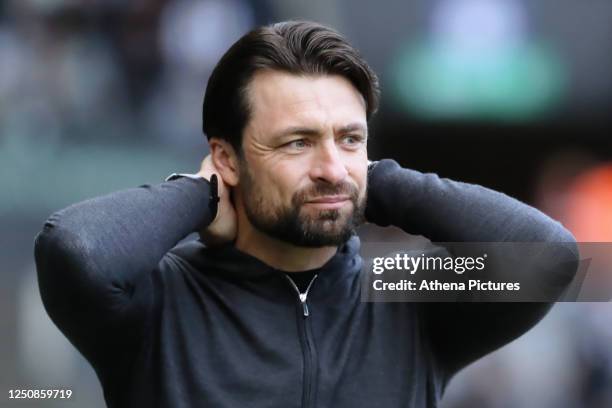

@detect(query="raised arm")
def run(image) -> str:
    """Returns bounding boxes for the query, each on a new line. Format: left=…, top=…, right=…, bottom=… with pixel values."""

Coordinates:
left=365, top=159, right=579, bottom=377
left=34, top=176, right=215, bottom=362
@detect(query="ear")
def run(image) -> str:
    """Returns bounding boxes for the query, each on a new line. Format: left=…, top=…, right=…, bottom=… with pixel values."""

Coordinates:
left=209, top=138, right=240, bottom=187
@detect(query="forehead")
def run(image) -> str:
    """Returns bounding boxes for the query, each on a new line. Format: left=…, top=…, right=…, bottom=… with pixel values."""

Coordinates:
left=244, top=70, right=367, bottom=133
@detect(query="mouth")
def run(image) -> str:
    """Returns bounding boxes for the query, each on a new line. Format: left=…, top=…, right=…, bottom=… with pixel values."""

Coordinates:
left=304, top=195, right=351, bottom=209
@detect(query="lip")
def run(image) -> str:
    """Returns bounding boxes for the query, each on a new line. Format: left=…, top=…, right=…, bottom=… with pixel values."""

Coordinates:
left=307, top=195, right=350, bottom=204
left=305, top=196, right=351, bottom=209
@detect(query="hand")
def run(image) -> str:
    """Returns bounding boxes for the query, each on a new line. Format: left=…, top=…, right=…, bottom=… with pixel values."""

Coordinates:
left=197, top=155, right=237, bottom=245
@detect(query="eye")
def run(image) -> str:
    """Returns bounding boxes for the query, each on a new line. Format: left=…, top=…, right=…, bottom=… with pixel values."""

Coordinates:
left=341, top=134, right=364, bottom=147
left=285, top=139, right=311, bottom=150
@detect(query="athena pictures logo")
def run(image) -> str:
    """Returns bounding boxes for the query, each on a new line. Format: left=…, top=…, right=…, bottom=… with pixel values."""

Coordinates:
left=361, top=241, right=600, bottom=302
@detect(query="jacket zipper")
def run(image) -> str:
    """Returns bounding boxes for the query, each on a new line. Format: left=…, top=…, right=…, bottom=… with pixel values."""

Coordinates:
left=285, top=274, right=318, bottom=408
left=286, top=274, right=318, bottom=317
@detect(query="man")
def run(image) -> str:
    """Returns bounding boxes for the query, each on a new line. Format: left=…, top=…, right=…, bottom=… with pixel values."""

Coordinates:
left=35, top=21, right=579, bottom=407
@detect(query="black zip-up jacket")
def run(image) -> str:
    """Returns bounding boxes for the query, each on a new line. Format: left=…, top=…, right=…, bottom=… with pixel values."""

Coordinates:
left=34, top=159, right=579, bottom=407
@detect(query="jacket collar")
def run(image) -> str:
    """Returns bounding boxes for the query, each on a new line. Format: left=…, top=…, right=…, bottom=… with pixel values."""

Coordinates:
left=170, top=234, right=363, bottom=287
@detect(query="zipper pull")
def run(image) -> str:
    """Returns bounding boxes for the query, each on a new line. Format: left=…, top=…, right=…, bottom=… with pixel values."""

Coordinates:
left=299, top=275, right=318, bottom=318
left=285, top=274, right=318, bottom=318
left=299, top=293, right=309, bottom=317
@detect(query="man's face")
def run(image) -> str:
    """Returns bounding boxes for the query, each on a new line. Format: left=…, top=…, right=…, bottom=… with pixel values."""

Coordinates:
left=237, top=70, right=369, bottom=247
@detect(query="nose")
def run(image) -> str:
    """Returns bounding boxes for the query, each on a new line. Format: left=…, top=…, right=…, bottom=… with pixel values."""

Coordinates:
left=309, top=139, right=349, bottom=184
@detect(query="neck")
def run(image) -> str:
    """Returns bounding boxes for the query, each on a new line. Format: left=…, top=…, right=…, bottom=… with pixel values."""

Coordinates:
left=234, top=208, right=338, bottom=273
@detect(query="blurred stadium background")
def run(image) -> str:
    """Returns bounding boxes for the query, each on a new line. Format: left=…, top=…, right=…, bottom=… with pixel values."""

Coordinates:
left=1, top=0, right=611, bottom=407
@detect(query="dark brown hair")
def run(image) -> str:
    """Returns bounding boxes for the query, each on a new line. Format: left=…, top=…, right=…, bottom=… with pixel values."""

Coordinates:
left=202, top=20, right=380, bottom=153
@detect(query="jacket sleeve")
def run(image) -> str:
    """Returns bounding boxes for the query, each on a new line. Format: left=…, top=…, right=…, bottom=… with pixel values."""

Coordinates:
left=365, top=159, right=579, bottom=377
left=33, top=177, right=215, bottom=362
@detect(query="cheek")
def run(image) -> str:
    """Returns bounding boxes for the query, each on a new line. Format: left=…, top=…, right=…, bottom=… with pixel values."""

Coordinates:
left=350, top=163, right=368, bottom=195
left=272, top=162, right=309, bottom=197
left=256, top=166, right=301, bottom=206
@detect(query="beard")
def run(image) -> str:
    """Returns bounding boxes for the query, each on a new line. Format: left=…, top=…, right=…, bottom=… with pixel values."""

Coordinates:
left=239, top=162, right=366, bottom=247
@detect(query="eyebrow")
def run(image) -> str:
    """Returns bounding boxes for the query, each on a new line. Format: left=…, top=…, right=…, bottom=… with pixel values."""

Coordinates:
left=273, top=122, right=368, bottom=140
left=338, top=123, right=367, bottom=134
